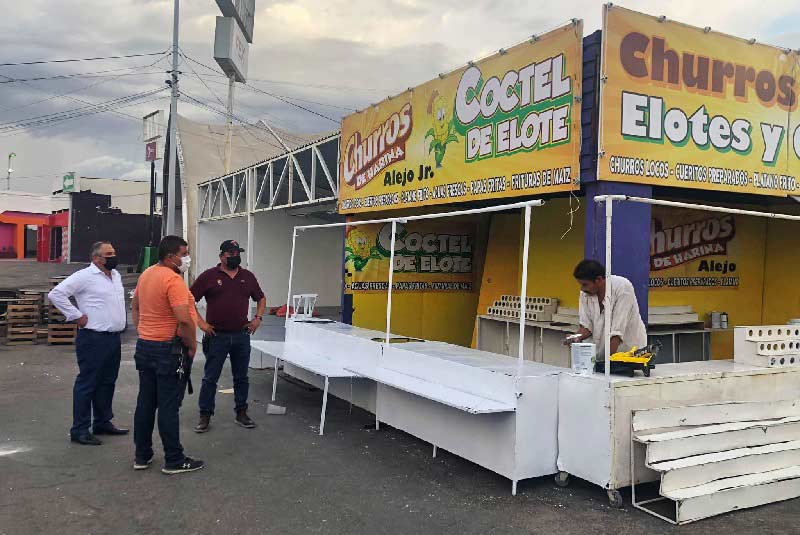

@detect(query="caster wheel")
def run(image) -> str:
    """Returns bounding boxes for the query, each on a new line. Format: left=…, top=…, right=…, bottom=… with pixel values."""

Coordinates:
left=607, top=489, right=624, bottom=508
left=643, top=366, right=651, bottom=377
left=554, top=471, right=571, bottom=488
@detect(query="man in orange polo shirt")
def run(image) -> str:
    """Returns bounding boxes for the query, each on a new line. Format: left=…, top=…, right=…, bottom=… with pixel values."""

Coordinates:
left=131, top=235, right=204, bottom=475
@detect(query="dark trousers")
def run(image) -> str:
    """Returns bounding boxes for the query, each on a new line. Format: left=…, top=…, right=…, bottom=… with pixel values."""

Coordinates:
left=133, top=338, right=185, bottom=465
left=199, top=331, right=251, bottom=415
left=71, top=329, right=121, bottom=437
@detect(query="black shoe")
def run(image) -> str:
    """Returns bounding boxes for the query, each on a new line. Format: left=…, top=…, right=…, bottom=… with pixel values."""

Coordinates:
left=235, top=409, right=255, bottom=429
left=133, top=454, right=154, bottom=470
left=93, top=424, right=129, bottom=436
left=162, top=457, right=205, bottom=475
left=70, top=434, right=102, bottom=446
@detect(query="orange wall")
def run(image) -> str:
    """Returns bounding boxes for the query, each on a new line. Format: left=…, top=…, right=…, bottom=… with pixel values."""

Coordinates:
left=0, top=213, right=48, bottom=259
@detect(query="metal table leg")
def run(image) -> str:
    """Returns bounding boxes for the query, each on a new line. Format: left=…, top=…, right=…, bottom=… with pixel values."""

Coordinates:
left=271, top=356, right=280, bottom=401
left=319, top=376, right=329, bottom=436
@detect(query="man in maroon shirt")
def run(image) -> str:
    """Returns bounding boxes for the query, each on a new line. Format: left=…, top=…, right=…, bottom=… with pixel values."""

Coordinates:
left=191, top=240, right=266, bottom=432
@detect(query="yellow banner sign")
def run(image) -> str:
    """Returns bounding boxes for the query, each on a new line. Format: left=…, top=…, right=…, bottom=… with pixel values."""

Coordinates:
left=345, top=221, right=475, bottom=292
left=338, top=21, right=583, bottom=213
left=600, top=5, right=800, bottom=196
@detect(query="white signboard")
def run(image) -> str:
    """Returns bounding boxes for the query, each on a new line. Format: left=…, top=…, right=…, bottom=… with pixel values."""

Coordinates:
left=142, top=110, right=164, bottom=142
left=214, top=16, right=250, bottom=83
left=215, top=0, right=255, bottom=43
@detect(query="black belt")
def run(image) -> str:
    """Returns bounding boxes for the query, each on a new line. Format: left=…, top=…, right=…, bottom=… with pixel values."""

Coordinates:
left=213, top=328, right=249, bottom=334
left=82, top=329, right=123, bottom=335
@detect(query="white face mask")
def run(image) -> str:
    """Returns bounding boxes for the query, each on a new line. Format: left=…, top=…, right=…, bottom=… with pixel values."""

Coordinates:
left=170, top=255, right=191, bottom=274
left=179, top=255, right=191, bottom=274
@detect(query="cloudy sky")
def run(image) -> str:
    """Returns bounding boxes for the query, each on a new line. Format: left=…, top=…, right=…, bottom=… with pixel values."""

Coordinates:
left=1, top=0, right=798, bottom=194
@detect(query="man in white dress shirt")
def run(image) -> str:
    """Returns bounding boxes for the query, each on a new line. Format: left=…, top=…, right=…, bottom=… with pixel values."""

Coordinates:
left=49, top=241, right=129, bottom=445
left=566, top=259, right=648, bottom=360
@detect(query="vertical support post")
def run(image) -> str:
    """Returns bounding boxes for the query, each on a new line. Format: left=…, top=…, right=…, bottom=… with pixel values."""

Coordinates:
left=246, top=169, right=254, bottom=270
left=319, top=376, right=329, bottom=436
left=165, top=0, right=180, bottom=235
left=285, top=227, right=297, bottom=327
left=147, top=160, right=156, bottom=245
left=385, top=220, right=398, bottom=344
left=224, top=74, right=235, bottom=174
left=517, top=205, right=532, bottom=370
left=271, top=356, right=279, bottom=401
left=604, top=199, right=613, bottom=378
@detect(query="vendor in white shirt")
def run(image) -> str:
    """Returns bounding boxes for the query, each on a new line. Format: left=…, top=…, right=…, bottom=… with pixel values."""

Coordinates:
left=565, top=259, right=648, bottom=360
left=49, top=241, right=129, bottom=446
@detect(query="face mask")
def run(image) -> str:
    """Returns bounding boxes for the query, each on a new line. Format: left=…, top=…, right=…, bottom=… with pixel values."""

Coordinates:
left=170, top=255, right=191, bottom=274
left=225, top=256, right=241, bottom=269
left=103, top=256, right=119, bottom=270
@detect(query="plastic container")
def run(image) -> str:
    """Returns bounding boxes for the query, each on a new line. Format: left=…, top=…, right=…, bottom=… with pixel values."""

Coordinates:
left=571, top=342, right=596, bottom=375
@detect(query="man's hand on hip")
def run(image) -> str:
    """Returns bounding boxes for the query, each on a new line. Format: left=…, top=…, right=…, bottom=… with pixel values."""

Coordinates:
left=245, top=317, right=262, bottom=334
left=76, top=315, right=89, bottom=328
left=198, top=319, right=216, bottom=336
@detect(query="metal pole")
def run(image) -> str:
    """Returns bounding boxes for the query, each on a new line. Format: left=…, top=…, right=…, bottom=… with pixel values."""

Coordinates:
left=165, top=0, right=180, bottom=236
left=148, top=160, right=156, bottom=245
left=517, top=205, right=532, bottom=370
left=6, top=152, right=14, bottom=191
left=604, top=199, right=613, bottom=378
left=385, top=220, right=398, bottom=344
left=284, top=228, right=297, bottom=326
left=224, top=74, right=235, bottom=174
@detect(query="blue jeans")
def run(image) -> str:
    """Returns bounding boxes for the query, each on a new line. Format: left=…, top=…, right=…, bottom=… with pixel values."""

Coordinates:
left=133, top=338, right=186, bottom=465
left=199, top=331, right=251, bottom=415
left=71, top=329, right=122, bottom=437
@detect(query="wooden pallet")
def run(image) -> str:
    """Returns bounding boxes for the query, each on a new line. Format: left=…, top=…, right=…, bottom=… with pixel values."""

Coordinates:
left=48, top=324, right=77, bottom=345
left=48, top=304, right=67, bottom=323
left=7, top=325, right=38, bottom=345
left=49, top=277, right=67, bottom=288
left=7, top=304, right=41, bottom=324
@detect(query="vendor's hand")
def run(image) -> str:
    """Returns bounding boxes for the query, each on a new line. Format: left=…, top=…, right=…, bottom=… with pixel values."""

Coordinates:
left=245, top=317, right=262, bottom=334
left=76, top=315, right=89, bottom=329
left=563, top=334, right=582, bottom=346
left=199, top=320, right=216, bottom=336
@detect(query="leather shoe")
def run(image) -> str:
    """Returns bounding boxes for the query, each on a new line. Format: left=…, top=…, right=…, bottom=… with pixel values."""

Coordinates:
left=71, top=434, right=102, bottom=446
left=93, top=424, right=129, bottom=436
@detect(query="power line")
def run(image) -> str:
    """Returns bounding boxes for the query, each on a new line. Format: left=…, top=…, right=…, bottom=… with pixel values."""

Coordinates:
left=180, top=92, right=286, bottom=151
left=0, top=88, right=167, bottom=134
left=179, top=52, right=345, bottom=122
left=0, top=52, right=172, bottom=115
left=180, top=52, right=391, bottom=94
left=0, top=69, right=167, bottom=84
left=0, top=51, right=169, bottom=67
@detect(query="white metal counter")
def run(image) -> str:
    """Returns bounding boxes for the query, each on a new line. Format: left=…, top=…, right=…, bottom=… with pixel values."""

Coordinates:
left=557, top=360, right=800, bottom=501
left=279, top=319, right=563, bottom=493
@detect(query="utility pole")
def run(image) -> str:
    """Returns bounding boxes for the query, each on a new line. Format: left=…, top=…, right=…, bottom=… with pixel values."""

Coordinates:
left=6, top=152, right=15, bottom=190
left=223, top=73, right=235, bottom=174
left=165, top=0, right=180, bottom=236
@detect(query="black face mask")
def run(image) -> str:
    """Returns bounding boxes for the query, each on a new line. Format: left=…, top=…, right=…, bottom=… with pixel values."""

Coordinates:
left=103, top=256, right=119, bottom=270
left=225, top=256, right=241, bottom=269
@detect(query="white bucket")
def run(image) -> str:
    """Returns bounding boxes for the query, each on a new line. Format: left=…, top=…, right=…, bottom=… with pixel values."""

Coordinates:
left=571, top=343, right=596, bottom=375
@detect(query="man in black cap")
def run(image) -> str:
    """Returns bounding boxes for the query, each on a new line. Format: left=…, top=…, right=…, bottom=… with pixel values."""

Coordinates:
left=190, top=240, right=266, bottom=432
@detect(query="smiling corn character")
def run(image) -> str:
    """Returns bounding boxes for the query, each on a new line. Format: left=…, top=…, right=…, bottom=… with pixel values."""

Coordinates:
left=425, top=90, right=459, bottom=168
left=345, top=226, right=381, bottom=272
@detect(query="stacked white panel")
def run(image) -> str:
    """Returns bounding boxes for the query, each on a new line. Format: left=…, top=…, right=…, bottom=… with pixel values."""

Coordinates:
left=734, top=326, right=800, bottom=368
left=487, top=296, right=559, bottom=322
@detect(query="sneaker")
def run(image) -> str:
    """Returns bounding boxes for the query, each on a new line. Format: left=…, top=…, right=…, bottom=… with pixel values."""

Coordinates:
left=161, top=457, right=205, bottom=475
left=194, top=413, right=211, bottom=433
left=133, top=454, right=154, bottom=470
left=235, top=409, right=255, bottom=429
